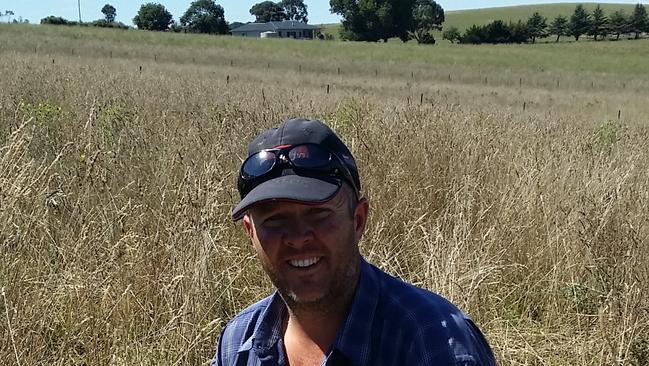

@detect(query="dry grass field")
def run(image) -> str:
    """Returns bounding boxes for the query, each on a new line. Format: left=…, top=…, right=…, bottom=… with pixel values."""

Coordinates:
left=1, top=24, right=649, bottom=365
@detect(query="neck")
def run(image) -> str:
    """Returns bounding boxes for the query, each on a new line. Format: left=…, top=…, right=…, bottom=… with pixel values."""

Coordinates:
left=283, top=268, right=360, bottom=352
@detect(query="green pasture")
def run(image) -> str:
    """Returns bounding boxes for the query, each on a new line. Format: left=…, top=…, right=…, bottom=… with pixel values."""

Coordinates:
left=1, top=23, right=648, bottom=79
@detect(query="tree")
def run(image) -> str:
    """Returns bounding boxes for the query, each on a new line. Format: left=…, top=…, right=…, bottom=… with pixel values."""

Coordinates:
left=408, top=0, right=444, bottom=44
left=569, top=4, right=591, bottom=41
left=609, top=10, right=630, bottom=40
left=509, top=20, right=530, bottom=43
left=180, top=0, right=228, bottom=34
left=280, top=0, right=308, bottom=23
left=460, top=24, right=487, bottom=44
left=486, top=20, right=512, bottom=43
left=330, top=0, right=393, bottom=42
left=527, top=12, right=548, bottom=43
left=250, top=1, right=287, bottom=22
left=133, top=3, right=172, bottom=31
left=549, top=15, right=569, bottom=42
left=588, top=5, right=609, bottom=41
left=330, top=0, right=417, bottom=42
left=101, top=4, right=116, bottom=23
left=2, top=10, right=15, bottom=23
left=442, top=26, right=461, bottom=43
left=629, top=3, right=649, bottom=39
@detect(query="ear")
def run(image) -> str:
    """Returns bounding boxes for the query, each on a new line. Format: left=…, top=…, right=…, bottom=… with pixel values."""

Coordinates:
left=242, top=213, right=254, bottom=238
left=353, top=197, right=369, bottom=242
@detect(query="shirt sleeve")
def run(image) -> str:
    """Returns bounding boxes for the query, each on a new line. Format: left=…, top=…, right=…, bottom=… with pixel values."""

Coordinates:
left=461, top=316, right=497, bottom=366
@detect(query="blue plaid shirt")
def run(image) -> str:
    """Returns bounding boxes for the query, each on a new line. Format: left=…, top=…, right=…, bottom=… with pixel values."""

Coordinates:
left=212, top=258, right=496, bottom=366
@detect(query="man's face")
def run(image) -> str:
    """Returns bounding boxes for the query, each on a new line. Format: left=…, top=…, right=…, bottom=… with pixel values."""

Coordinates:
left=243, top=187, right=369, bottom=311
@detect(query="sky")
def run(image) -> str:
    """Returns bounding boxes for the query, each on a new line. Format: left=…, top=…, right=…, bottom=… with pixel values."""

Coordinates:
left=1, top=0, right=646, bottom=25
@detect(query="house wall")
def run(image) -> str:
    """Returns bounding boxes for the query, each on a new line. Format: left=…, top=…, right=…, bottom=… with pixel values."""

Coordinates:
left=277, top=30, right=314, bottom=39
left=232, top=31, right=263, bottom=37
left=232, top=29, right=317, bottom=39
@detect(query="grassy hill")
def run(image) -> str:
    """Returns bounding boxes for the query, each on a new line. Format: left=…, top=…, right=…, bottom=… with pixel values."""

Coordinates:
left=319, top=3, right=640, bottom=40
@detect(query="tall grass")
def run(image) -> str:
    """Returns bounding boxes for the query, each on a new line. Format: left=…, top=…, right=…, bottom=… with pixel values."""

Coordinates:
left=1, top=25, right=648, bottom=365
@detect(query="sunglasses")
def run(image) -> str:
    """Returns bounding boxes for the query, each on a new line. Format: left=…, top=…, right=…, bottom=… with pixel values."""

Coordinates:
left=238, top=143, right=359, bottom=199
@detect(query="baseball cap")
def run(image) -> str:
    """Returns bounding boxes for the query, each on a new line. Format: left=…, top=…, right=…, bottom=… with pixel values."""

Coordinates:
left=232, top=118, right=361, bottom=220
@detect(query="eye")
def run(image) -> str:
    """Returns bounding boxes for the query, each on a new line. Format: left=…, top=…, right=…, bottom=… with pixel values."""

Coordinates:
left=260, top=215, right=286, bottom=228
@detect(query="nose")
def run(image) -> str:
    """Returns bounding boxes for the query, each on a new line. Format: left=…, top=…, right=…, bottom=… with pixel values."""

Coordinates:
left=281, top=219, right=314, bottom=248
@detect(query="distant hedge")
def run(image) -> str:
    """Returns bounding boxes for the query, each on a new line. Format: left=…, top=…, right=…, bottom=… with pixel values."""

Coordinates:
left=40, top=16, right=129, bottom=29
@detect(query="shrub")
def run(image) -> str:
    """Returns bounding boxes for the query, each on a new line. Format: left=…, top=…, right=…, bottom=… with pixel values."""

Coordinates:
left=442, top=26, right=461, bottom=43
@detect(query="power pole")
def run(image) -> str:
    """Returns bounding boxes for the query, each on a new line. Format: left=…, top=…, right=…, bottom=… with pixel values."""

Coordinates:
left=78, top=0, right=82, bottom=23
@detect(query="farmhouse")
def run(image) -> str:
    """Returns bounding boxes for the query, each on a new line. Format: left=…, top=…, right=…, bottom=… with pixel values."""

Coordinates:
left=231, top=21, right=320, bottom=39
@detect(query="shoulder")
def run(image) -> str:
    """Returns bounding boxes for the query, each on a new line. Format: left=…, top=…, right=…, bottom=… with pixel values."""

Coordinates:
left=371, top=263, right=463, bottom=324
left=371, top=265, right=496, bottom=365
left=213, top=295, right=274, bottom=366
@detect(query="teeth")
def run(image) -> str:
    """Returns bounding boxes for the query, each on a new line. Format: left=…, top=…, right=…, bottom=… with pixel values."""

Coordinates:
left=288, top=257, right=320, bottom=268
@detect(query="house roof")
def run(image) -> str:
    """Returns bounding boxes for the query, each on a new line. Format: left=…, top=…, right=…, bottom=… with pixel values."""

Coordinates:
left=232, top=21, right=320, bottom=33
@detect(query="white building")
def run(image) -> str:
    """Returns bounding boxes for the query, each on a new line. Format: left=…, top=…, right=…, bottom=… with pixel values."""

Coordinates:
left=231, top=21, right=320, bottom=39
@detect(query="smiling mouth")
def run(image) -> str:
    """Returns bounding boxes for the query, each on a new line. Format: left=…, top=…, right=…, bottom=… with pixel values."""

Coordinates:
left=287, top=257, right=322, bottom=268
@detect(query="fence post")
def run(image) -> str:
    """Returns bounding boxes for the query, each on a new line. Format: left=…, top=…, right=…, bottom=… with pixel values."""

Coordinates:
left=227, top=75, right=230, bottom=85
left=420, top=93, right=424, bottom=105
left=327, top=84, right=330, bottom=94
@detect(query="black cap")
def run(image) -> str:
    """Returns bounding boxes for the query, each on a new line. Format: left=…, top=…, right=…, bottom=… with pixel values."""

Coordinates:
left=232, top=118, right=361, bottom=220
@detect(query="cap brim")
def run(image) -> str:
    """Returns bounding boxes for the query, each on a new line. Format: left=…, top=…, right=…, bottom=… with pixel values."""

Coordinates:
left=232, top=175, right=341, bottom=220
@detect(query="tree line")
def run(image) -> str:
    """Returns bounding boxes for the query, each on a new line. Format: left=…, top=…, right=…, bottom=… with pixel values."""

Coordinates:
left=39, top=0, right=310, bottom=35
left=443, top=3, right=649, bottom=45
left=1, top=10, right=29, bottom=24
left=36, top=0, right=445, bottom=43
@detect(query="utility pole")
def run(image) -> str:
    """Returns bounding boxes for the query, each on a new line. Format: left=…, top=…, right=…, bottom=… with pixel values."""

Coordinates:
left=78, top=0, right=82, bottom=23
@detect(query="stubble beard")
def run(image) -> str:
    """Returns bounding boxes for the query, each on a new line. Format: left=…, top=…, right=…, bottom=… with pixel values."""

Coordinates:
left=284, top=252, right=360, bottom=315
left=264, top=246, right=361, bottom=316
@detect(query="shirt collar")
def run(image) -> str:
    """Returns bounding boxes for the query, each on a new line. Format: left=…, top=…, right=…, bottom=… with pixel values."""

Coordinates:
left=238, top=291, right=286, bottom=355
left=237, top=258, right=381, bottom=366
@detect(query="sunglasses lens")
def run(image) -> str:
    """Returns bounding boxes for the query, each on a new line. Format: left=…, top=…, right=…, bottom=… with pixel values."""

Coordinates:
left=288, top=144, right=330, bottom=168
left=242, top=151, right=277, bottom=179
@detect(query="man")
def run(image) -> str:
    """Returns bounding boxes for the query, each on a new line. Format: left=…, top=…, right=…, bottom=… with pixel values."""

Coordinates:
left=213, top=118, right=496, bottom=366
